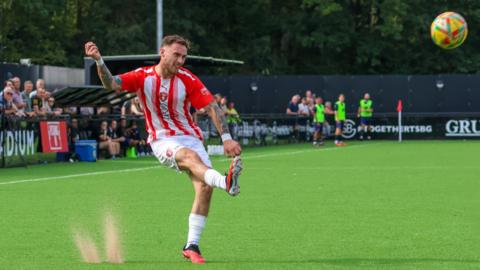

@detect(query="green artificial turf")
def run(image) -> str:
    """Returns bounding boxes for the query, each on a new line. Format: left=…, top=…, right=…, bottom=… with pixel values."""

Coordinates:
left=0, top=141, right=479, bottom=270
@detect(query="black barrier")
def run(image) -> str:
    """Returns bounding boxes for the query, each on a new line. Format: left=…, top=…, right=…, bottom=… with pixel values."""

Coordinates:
left=0, top=117, right=56, bottom=168
left=198, top=113, right=480, bottom=145
left=2, top=113, right=478, bottom=168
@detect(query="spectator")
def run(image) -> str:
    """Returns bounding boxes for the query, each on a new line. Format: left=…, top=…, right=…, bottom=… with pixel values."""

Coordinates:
left=305, top=90, right=315, bottom=111
left=298, top=97, right=310, bottom=116
left=32, top=88, right=48, bottom=117
left=108, top=119, right=125, bottom=155
left=323, top=101, right=335, bottom=137
left=0, top=87, right=19, bottom=116
left=98, top=120, right=120, bottom=159
left=21, top=80, right=34, bottom=115
left=286, top=94, right=300, bottom=115
left=46, top=97, right=63, bottom=117
left=220, top=97, right=228, bottom=115
left=4, top=79, right=14, bottom=89
left=9, top=77, right=26, bottom=110
left=67, top=118, right=81, bottom=162
left=214, top=93, right=222, bottom=106
left=121, top=97, right=143, bottom=116
left=226, top=102, right=241, bottom=135
left=30, top=78, right=46, bottom=99
left=121, top=119, right=148, bottom=156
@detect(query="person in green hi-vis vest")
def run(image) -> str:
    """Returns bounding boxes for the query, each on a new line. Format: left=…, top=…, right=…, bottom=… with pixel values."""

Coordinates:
left=312, top=97, right=333, bottom=146
left=334, top=94, right=347, bottom=146
left=226, top=102, right=241, bottom=135
left=357, top=93, right=374, bottom=140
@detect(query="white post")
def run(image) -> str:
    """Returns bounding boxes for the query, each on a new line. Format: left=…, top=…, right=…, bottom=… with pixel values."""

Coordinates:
left=398, top=109, right=402, bottom=142
left=156, top=0, right=163, bottom=51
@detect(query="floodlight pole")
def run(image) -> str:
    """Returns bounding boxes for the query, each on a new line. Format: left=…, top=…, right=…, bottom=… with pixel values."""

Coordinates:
left=157, top=0, right=163, bottom=51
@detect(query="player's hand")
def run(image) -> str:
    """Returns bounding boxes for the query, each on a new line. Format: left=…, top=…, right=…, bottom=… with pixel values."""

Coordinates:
left=223, top=139, right=242, bottom=157
left=84, top=41, right=102, bottom=61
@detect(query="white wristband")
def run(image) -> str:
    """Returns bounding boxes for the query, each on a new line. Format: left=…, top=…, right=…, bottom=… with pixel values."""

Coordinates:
left=221, top=133, right=232, bottom=142
left=95, top=58, right=105, bottom=66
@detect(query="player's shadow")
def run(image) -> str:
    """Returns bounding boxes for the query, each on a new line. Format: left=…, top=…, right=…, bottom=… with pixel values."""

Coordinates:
left=208, top=257, right=480, bottom=266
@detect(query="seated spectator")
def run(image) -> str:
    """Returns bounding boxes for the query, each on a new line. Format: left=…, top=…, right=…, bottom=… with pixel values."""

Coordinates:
left=21, top=80, right=35, bottom=116
left=98, top=120, right=120, bottom=159
left=298, top=97, right=310, bottom=116
left=286, top=94, right=300, bottom=115
left=32, top=88, right=48, bottom=117
left=0, top=87, right=20, bottom=116
left=108, top=119, right=126, bottom=153
left=67, top=118, right=81, bottom=162
left=121, top=97, right=144, bottom=116
left=46, top=97, right=63, bottom=117
left=120, top=119, right=148, bottom=156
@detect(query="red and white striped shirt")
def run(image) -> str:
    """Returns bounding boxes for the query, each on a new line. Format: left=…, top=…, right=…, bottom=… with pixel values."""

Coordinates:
left=119, top=66, right=214, bottom=142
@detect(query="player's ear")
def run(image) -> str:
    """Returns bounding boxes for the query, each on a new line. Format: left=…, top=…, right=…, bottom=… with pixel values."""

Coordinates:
left=159, top=47, right=165, bottom=58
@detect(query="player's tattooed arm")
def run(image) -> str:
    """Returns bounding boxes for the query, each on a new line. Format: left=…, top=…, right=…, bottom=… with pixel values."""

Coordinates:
left=96, top=63, right=122, bottom=92
left=85, top=41, right=122, bottom=92
left=206, top=101, right=230, bottom=136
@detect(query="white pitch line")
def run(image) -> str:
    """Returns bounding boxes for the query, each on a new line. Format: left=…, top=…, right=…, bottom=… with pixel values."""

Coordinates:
left=0, top=166, right=161, bottom=186
left=0, top=143, right=377, bottom=186
left=218, top=143, right=370, bottom=162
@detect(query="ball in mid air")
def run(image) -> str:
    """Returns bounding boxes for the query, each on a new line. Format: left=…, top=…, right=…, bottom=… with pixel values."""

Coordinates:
left=431, top=11, right=468, bottom=49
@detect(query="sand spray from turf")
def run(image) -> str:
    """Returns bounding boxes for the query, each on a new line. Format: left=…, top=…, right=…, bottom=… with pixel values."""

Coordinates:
left=104, top=212, right=124, bottom=263
left=73, top=230, right=101, bottom=263
left=72, top=210, right=124, bottom=264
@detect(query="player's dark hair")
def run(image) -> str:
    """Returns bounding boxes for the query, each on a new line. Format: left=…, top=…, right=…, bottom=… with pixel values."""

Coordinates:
left=161, top=35, right=190, bottom=49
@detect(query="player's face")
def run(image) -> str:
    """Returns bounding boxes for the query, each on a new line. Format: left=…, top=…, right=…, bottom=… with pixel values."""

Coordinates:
left=364, top=94, right=370, bottom=100
left=339, top=95, right=345, bottom=102
left=160, top=43, right=187, bottom=74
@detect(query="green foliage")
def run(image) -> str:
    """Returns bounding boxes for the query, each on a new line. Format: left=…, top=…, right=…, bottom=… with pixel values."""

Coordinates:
left=1, top=0, right=480, bottom=74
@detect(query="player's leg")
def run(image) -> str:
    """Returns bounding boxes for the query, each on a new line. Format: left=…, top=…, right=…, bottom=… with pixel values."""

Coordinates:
left=177, top=137, right=242, bottom=195
left=181, top=174, right=212, bottom=264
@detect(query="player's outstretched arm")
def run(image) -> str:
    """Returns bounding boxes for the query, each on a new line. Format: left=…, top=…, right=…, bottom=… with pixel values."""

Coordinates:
left=84, top=41, right=122, bottom=92
left=205, top=101, right=242, bottom=157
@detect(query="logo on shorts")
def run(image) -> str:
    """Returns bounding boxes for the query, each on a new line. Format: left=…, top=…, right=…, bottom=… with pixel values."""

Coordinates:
left=342, top=119, right=357, bottom=139
left=166, top=148, right=173, bottom=158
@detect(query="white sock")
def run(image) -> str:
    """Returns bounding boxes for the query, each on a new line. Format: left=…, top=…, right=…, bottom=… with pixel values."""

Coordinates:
left=204, top=169, right=226, bottom=190
left=187, top=213, right=206, bottom=247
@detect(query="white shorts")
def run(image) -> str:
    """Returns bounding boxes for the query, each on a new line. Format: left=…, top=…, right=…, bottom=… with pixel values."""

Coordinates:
left=150, top=135, right=212, bottom=171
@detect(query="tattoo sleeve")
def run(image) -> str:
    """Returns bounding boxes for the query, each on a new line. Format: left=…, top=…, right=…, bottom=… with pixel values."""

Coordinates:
left=206, top=101, right=230, bottom=135
left=96, top=63, right=121, bottom=91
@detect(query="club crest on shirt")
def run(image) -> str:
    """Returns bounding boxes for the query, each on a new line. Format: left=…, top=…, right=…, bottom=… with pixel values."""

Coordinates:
left=160, top=92, right=168, bottom=101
